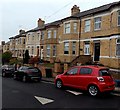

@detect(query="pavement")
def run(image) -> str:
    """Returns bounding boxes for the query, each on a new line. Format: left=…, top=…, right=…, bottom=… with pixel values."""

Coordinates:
left=42, top=77, right=120, bottom=93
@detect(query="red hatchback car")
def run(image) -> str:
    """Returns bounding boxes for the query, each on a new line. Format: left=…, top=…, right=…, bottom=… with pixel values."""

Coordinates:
left=55, top=65, right=115, bottom=96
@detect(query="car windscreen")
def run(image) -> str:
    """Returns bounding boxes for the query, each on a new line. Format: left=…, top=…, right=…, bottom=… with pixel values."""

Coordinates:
left=99, top=69, right=111, bottom=76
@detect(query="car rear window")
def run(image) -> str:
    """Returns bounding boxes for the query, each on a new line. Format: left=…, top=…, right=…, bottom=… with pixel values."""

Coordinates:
left=99, top=69, right=111, bottom=76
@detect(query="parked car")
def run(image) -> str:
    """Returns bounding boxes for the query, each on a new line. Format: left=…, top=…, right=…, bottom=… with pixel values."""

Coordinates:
left=13, top=66, right=42, bottom=82
left=2, top=65, right=15, bottom=77
left=55, top=65, right=115, bottom=96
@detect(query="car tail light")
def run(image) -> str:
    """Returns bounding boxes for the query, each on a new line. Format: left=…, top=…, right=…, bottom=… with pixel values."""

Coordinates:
left=97, top=77, right=104, bottom=82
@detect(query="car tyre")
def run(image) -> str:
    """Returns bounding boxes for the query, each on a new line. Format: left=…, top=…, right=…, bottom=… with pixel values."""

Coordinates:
left=56, top=80, right=63, bottom=89
left=22, top=75, right=27, bottom=82
left=88, top=85, right=99, bottom=96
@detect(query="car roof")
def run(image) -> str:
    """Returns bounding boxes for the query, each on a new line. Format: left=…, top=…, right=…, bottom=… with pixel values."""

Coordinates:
left=72, top=65, right=108, bottom=70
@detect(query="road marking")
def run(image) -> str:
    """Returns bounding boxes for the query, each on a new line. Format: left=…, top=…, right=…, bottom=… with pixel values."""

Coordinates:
left=41, top=81, right=54, bottom=85
left=34, top=96, right=54, bottom=105
left=111, top=93, right=120, bottom=97
left=66, top=90, right=83, bottom=95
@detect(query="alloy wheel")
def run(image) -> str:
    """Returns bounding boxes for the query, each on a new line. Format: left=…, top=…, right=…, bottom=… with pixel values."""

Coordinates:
left=88, top=85, right=99, bottom=96
left=56, top=80, right=62, bottom=89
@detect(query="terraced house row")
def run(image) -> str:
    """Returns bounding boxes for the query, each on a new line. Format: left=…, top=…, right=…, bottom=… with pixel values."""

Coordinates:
left=2, top=1, right=120, bottom=69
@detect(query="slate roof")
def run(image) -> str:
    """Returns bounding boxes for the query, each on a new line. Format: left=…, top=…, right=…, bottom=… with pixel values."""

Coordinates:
left=74, top=1, right=120, bottom=18
left=22, top=1, right=120, bottom=34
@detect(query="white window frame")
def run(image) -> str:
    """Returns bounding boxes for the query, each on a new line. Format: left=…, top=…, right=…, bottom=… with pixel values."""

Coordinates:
left=84, top=42, right=90, bottom=55
left=94, top=17, right=101, bottom=30
left=54, top=30, right=57, bottom=38
left=64, top=22, right=70, bottom=34
left=73, top=22, right=77, bottom=33
left=47, top=30, right=51, bottom=39
left=64, top=42, right=69, bottom=54
left=46, top=45, right=50, bottom=57
left=85, top=19, right=90, bottom=32
left=116, top=38, right=120, bottom=57
left=118, top=10, right=120, bottom=26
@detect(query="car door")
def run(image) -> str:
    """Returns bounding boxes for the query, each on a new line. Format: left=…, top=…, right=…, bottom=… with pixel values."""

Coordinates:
left=62, top=67, right=79, bottom=88
left=78, top=67, right=92, bottom=90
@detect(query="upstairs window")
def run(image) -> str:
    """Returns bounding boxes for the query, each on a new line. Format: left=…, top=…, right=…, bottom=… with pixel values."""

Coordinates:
left=64, top=23, right=70, bottom=34
left=73, top=22, right=77, bottom=33
left=37, top=33, right=40, bottom=40
left=47, top=30, right=51, bottom=39
left=54, top=30, right=57, bottom=38
left=41, top=31, right=44, bottom=40
left=46, top=45, right=50, bottom=57
left=32, top=36, right=34, bottom=40
left=94, top=17, right=101, bottom=30
left=116, top=38, right=120, bottom=57
left=85, top=20, right=90, bottom=32
left=118, top=10, right=120, bottom=26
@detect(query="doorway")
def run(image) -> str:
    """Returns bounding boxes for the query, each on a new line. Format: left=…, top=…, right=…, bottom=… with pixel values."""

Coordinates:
left=94, top=42, right=100, bottom=61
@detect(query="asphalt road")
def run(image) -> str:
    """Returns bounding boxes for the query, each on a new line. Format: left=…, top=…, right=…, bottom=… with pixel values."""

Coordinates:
left=1, top=76, right=120, bottom=110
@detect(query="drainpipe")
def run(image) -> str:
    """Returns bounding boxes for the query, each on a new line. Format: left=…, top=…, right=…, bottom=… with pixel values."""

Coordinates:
left=78, top=18, right=81, bottom=56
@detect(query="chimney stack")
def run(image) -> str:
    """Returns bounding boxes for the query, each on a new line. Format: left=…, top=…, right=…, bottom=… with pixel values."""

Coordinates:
left=38, top=18, right=45, bottom=27
left=71, top=5, right=80, bottom=16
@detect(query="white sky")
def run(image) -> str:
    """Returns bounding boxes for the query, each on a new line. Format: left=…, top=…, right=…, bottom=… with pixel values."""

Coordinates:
left=0, top=0, right=119, bottom=43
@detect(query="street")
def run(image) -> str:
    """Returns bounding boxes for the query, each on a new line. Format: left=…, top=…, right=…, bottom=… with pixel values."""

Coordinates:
left=2, top=76, right=120, bottom=109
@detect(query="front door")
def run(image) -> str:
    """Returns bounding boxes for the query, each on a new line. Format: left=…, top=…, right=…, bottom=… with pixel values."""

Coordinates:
left=94, top=42, right=100, bottom=61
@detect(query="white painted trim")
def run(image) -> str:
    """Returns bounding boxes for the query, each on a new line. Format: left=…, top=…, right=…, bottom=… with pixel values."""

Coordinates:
left=59, top=35, right=120, bottom=43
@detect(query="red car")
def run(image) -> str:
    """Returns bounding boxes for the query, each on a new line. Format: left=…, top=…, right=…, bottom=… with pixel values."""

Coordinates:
left=55, top=65, right=115, bottom=96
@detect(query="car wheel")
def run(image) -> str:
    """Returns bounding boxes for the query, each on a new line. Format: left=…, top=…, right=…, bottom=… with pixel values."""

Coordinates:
left=56, top=80, right=63, bottom=89
left=2, top=72, right=6, bottom=77
left=88, top=85, right=99, bottom=96
left=22, top=75, right=27, bottom=82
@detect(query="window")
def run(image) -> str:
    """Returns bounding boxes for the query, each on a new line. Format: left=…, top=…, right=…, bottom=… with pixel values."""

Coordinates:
left=48, top=30, right=51, bottom=39
left=118, top=10, right=120, bottom=26
left=23, top=39, right=25, bottom=44
left=99, top=69, right=110, bottom=76
left=47, top=45, right=50, bottom=57
left=64, top=42, right=69, bottom=54
left=116, top=38, right=120, bottom=56
left=54, top=30, right=57, bottom=38
left=94, top=17, right=101, bottom=30
left=28, top=34, right=30, bottom=40
left=53, top=45, right=56, bottom=56
left=80, top=68, right=92, bottom=74
left=37, top=33, right=40, bottom=40
left=32, top=36, right=34, bottom=40
left=84, top=42, right=90, bottom=55
left=32, top=46, right=34, bottom=54
left=73, top=22, right=77, bottom=33
left=66, top=68, right=78, bottom=75
left=85, top=20, right=90, bottom=32
left=72, top=41, right=76, bottom=54
left=41, top=31, right=44, bottom=40
left=64, top=23, right=70, bottom=34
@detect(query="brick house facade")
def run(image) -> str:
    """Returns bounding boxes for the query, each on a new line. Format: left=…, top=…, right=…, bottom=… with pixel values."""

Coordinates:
left=2, top=1, right=120, bottom=69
